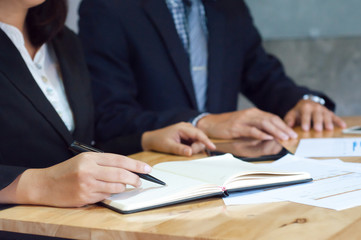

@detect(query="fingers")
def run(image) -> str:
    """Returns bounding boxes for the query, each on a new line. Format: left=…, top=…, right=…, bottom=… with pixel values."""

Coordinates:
left=83, top=153, right=152, bottom=188
left=320, top=109, right=339, bottom=131
left=93, top=153, right=152, bottom=174
left=268, top=116, right=298, bottom=139
left=316, top=111, right=346, bottom=131
left=226, top=109, right=297, bottom=140
left=284, top=110, right=297, bottom=128
left=300, top=104, right=346, bottom=132
left=191, top=142, right=206, bottom=154
left=248, top=112, right=297, bottom=140
left=332, top=115, right=347, bottom=129
left=178, top=124, right=216, bottom=150
left=300, top=105, right=312, bottom=131
left=156, top=122, right=216, bottom=156
left=167, top=141, right=193, bottom=156
left=238, top=125, right=274, bottom=140
left=93, top=180, right=128, bottom=195
left=94, top=165, right=142, bottom=188
left=141, top=122, right=215, bottom=155
left=293, top=100, right=346, bottom=132
left=259, top=120, right=288, bottom=140
left=312, top=110, right=324, bottom=132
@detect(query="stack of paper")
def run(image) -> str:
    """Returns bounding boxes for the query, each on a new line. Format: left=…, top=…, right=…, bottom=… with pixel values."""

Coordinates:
left=224, top=154, right=361, bottom=211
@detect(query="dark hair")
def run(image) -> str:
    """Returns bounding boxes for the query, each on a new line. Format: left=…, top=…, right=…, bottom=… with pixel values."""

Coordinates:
left=26, top=0, right=68, bottom=47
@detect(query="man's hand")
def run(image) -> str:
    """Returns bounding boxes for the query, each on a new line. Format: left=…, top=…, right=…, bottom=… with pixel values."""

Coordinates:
left=284, top=99, right=346, bottom=132
left=141, top=122, right=216, bottom=156
left=215, top=138, right=283, bottom=157
left=197, top=108, right=298, bottom=140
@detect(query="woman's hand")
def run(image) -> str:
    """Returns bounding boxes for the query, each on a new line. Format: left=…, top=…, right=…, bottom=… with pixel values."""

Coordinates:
left=141, top=122, right=216, bottom=156
left=1, top=153, right=151, bottom=207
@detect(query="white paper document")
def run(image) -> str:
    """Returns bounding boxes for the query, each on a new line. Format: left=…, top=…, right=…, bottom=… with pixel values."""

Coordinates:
left=274, top=172, right=361, bottom=210
left=295, top=138, right=361, bottom=157
left=224, top=154, right=361, bottom=211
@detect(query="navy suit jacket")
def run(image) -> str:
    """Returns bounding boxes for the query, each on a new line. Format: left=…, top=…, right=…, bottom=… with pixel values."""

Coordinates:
left=0, top=27, right=94, bottom=190
left=79, top=0, right=335, bottom=143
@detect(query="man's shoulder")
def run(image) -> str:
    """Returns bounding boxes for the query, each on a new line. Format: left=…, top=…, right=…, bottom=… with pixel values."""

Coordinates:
left=80, top=0, right=142, bottom=12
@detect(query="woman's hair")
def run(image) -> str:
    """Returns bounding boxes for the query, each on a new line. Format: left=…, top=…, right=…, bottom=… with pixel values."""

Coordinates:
left=26, top=0, right=68, bottom=47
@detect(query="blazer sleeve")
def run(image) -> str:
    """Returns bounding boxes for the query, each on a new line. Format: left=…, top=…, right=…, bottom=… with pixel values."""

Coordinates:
left=0, top=164, right=27, bottom=190
left=238, top=1, right=335, bottom=117
left=78, top=0, right=200, bottom=143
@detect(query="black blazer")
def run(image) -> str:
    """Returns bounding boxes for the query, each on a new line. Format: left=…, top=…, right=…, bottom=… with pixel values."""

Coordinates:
left=0, top=27, right=94, bottom=190
left=79, top=0, right=335, bottom=143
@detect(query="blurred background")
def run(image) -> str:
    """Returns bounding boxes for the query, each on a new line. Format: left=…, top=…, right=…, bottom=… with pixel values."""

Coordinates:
left=66, top=0, right=361, bottom=116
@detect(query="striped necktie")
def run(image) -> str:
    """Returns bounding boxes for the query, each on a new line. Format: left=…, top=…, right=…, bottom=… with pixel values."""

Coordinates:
left=187, top=0, right=208, bottom=111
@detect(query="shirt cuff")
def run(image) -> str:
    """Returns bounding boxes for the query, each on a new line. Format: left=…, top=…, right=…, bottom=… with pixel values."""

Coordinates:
left=191, top=113, right=210, bottom=127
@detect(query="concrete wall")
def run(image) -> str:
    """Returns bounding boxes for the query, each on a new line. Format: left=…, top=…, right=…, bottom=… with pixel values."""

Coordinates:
left=237, top=38, right=361, bottom=116
left=66, top=0, right=361, bottom=116
left=244, top=0, right=361, bottom=40
left=65, top=0, right=81, bottom=33
left=239, top=0, right=361, bottom=116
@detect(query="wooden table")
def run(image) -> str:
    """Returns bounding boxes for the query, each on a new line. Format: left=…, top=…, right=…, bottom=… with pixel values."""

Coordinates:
left=1, top=116, right=361, bottom=240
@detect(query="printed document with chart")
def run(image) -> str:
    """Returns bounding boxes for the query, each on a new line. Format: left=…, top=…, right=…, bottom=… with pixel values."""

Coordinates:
left=224, top=154, right=361, bottom=210
left=295, top=138, right=361, bottom=157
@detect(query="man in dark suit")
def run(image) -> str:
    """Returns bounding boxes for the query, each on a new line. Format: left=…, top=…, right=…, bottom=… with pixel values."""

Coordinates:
left=78, top=0, right=346, bottom=144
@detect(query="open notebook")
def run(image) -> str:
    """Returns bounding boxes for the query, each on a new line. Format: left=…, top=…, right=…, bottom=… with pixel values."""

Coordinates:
left=102, top=154, right=311, bottom=213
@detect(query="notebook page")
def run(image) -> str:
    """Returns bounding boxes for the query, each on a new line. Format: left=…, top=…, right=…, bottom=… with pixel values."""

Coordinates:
left=104, top=168, right=221, bottom=211
left=154, top=154, right=300, bottom=186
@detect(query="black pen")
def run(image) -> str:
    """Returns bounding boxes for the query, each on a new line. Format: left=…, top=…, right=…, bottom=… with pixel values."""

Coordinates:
left=69, top=141, right=166, bottom=186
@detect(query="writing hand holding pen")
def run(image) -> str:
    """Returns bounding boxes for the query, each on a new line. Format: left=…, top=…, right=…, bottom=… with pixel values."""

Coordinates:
left=3, top=149, right=154, bottom=207
left=70, top=141, right=166, bottom=186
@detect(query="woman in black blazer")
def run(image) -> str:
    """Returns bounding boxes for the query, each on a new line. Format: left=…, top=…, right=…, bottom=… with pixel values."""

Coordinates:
left=0, top=0, right=214, bottom=207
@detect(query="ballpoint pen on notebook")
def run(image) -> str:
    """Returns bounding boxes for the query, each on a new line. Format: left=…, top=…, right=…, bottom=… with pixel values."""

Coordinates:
left=69, top=141, right=166, bottom=186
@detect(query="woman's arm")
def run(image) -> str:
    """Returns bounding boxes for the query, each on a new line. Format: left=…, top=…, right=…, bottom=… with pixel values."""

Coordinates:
left=0, top=153, right=152, bottom=207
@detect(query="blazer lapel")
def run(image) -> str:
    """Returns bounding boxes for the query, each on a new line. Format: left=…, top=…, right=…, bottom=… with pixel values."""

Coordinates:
left=203, top=0, right=226, bottom=113
left=0, top=30, right=73, bottom=144
left=51, top=37, right=87, bottom=141
left=142, top=0, right=198, bottom=109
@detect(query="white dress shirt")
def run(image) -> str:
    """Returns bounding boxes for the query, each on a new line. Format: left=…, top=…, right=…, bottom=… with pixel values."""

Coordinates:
left=0, top=22, right=75, bottom=132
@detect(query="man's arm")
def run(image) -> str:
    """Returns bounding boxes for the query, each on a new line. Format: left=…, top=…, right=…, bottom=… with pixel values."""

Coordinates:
left=78, top=0, right=200, bottom=143
left=197, top=1, right=343, bottom=138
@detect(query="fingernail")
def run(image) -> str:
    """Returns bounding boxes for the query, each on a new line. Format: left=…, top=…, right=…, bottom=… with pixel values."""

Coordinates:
left=302, top=125, right=309, bottom=131
left=315, top=125, right=322, bottom=132
left=144, top=164, right=152, bottom=173
left=290, top=132, right=298, bottom=138
left=210, top=142, right=216, bottom=149
left=183, top=148, right=192, bottom=156
left=281, top=134, right=289, bottom=140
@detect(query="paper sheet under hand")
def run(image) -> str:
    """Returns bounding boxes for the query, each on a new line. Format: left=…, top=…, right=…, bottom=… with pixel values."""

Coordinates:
left=295, top=138, right=361, bottom=157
